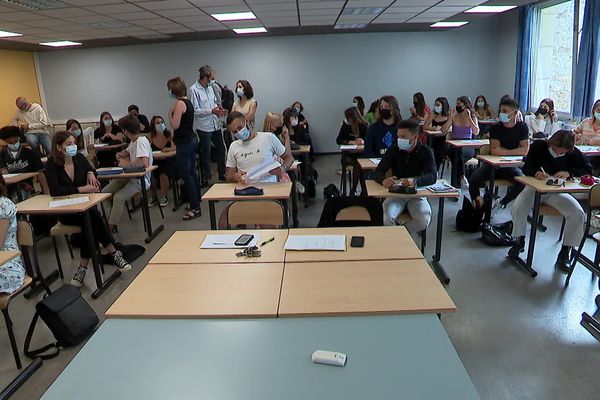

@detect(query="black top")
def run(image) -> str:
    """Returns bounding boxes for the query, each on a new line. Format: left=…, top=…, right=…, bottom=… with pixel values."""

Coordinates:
left=364, top=121, right=399, bottom=158
left=138, top=114, right=150, bottom=133
left=522, top=140, right=592, bottom=178
left=94, top=124, right=123, bottom=144
left=173, top=98, right=195, bottom=146
left=45, top=153, right=94, bottom=197
left=490, top=121, right=528, bottom=150
left=336, top=123, right=367, bottom=145
left=0, top=147, right=44, bottom=174
left=431, top=118, right=448, bottom=127
left=374, top=142, right=437, bottom=187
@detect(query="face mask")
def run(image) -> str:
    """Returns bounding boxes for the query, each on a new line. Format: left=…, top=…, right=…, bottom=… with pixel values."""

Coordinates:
left=379, top=108, right=392, bottom=120
left=477, top=101, right=485, bottom=108
left=433, top=105, right=442, bottom=114
left=499, top=113, right=510, bottom=123
left=537, top=108, right=548, bottom=116
left=594, top=112, right=600, bottom=120
left=235, top=125, right=251, bottom=141
left=397, top=138, right=413, bottom=151
left=72, top=129, right=82, bottom=137
left=103, top=118, right=112, bottom=127
left=294, top=107, right=301, bottom=114
left=548, top=147, right=564, bottom=158
left=65, top=144, right=78, bottom=157
left=209, top=79, right=216, bottom=85
left=274, top=126, right=283, bottom=136
left=236, top=88, right=244, bottom=97
left=7, top=142, right=20, bottom=152
left=353, top=100, right=357, bottom=105
left=455, top=106, right=464, bottom=114
left=291, top=118, right=299, bottom=127
left=169, top=91, right=177, bottom=99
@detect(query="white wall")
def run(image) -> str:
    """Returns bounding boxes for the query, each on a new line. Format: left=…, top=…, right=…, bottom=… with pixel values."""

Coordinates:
left=36, top=16, right=518, bottom=153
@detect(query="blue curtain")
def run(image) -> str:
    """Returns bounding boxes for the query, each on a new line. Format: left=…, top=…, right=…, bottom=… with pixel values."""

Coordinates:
left=514, top=5, right=535, bottom=110
left=573, top=0, right=600, bottom=119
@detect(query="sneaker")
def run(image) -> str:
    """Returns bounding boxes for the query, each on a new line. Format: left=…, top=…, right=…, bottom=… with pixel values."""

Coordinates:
left=148, top=197, right=157, bottom=207
left=112, top=250, right=132, bottom=271
left=297, top=182, right=306, bottom=194
left=159, top=197, right=169, bottom=207
left=70, top=265, right=87, bottom=288
left=460, top=176, right=470, bottom=191
left=508, top=236, right=525, bottom=258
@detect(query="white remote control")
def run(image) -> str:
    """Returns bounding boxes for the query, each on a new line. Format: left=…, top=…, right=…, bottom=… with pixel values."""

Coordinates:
left=311, top=350, right=347, bottom=367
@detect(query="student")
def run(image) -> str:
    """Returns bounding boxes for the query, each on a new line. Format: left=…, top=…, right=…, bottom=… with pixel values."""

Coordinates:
left=364, top=95, right=402, bottom=157
left=45, top=131, right=131, bottom=287
left=12, top=97, right=51, bottom=157
left=148, top=115, right=175, bottom=207
left=291, top=101, right=309, bottom=132
left=469, top=97, right=528, bottom=209
left=102, top=115, right=153, bottom=231
left=353, top=96, right=365, bottom=117
left=363, top=100, right=379, bottom=125
left=473, top=95, right=496, bottom=120
left=94, top=111, right=123, bottom=168
left=0, top=125, right=48, bottom=198
left=283, top=107, right=309, bottom=146
left=525, top=98, right=561, bottom=139
left=337, top=107, right=368, bottom=193
left=509, top=130, right=591, bottom=271
left=446, top=96, right=480, bottom=188
left=498, top=94, right=523, bottom=122
left=127, top=105, right=151, bottom=133
left=232, top=80, right=258, bottom=129
left=423, top=97, right=453, bottom=169
left=409, top=92, right=430, bottom=122
left=574, top=99, right=600, bottom=145
left=374, top=119, right=437, bottom=234
left=66, top=119, right=94, bottom=156
left=168, top=76, right=201, bottom=220
left=0, top=174, right=25, bottom=294
left=262, top=112, right=297, bottom=186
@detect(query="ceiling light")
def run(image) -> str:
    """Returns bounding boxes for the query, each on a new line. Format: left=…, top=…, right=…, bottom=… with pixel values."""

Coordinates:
left=0, top=29, right=23, bottom=37
left=465, top=5, right=517, bottom=14
left=430, top=21, right=469, bottom=28
left=212, top=12, right=256, bottom=21
left=343, top=7, right=385, bottom=16
left=39, top=40, right=81, bottom=47
left=0, top=0, right=66, bottom=11
left=334, top=23, right=367, bottom=29
left=233, top=27, right=267, bottom=34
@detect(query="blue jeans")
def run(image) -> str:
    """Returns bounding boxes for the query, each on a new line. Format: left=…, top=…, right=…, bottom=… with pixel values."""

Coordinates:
left=176, top=137, right=201, bottom=210
left=26, top=132, right=51, bottom=157
left=197, top=129, right=226, bottom=181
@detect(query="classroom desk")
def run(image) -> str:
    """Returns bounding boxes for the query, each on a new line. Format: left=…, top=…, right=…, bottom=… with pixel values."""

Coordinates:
left=152, top=150, right=183, bottom=211
left=446, top=139, right=490, bottom=186
left=577, top=145, right=600, bottom=157
left=292, top=144, right=311, bottom=207
left=0, top=250, right=20, bottom=265
left=285, top=226, right=423, bottom=263
left=513, top=176, right=591, bottom=277
left=94, top=143, right=125, bottom=152
left=202, top=182, right=293, bottom=230
left=365, top=180, right=459, bottom=284
left=40, top=315, right=479, bottom=400
left=476, top=155, right=525, bottom=223
left=357, top=157, right=379, bottom=171
left=339, top=144, right=365, bottom=196
left=3, top=172, right=40, bottom=202
left=151, top=150, right=176, bottom=160
left=17, top=193, right=119, bottom=299
left=98, top=165, right=163, bottom=244
left=106, top=263, right=284, bottom=318
left=149, top=229, right=289, bottom=264
left=278, top=259, right=456, bottom=317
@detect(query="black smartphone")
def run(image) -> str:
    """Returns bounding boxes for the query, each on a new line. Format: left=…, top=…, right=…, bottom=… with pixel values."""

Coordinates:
left=234, top=234, right=254, bottom=246
left=350, top=236, right=365, bottom=248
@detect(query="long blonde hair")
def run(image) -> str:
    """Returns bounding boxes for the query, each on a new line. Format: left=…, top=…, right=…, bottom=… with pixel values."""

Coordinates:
left=262, top=112, right=281, bottom=133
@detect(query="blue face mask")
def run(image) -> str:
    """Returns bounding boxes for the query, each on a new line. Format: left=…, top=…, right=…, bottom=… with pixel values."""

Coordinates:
left=169, top=91, right=177, bottom=99
left=235, top=126, right=251, bottom=141
left=397, top=138, right=413, bottom=151
left=595, top=112, right=600, bottom=120
left=433, top=105, right=442, bottom=114
left=65, top=144, right=78, bottom=157
left=155, top=123, right=166, bottom=133
left=72, top=129, right=82, bottom=137
left=499, top=113, right=510, bottom=123
left=103, top=118, right=112, bottom=127
left=7, top=142, right=20, bottom=151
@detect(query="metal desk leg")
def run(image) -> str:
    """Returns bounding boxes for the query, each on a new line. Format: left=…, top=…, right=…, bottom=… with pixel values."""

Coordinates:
left=513, top=192, right=540, bottom=278
left=484, top=165, right=496, bottom=223
left=0, top=357, right=42, bottom=399
left=341, top=152, right=347, bottom=196
left=291, top=178, right=299, bottom=228
left=302, top=153, right=310, bottom=207
left=140, top=177, right=164, bottom=244
left=282, top=199, right=289, bottom=228
left=431, top=197, right=450, bottom=285
left=209, top=200, right=217, bottom=230
left=86, top=211, right=121, bottom=299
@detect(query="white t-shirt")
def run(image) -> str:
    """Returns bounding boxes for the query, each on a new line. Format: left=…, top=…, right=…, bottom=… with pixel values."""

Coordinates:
left=226, top=132, right=286, bottom=183
left=126, top=135, right=153, bottom=189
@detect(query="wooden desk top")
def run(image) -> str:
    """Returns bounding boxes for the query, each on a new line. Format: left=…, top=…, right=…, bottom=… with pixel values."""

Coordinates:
left=291, top=145, right=311, bottom=154
left=478, top=119, right=496, bottom=125
left=106, top=263, right=284, bottom=318
left=94, top=143, right=125, bottom=152
left=516, top=176, right=592, bottom=194
left=202, top=182, right=292, bottom=201
left=285, top=226, right=423, bottom=263
left=288, top=160, right=301, bottom=172
left=357, top=158, right=379, bottom=170
left=365, top=180, right=460, bottom=199
left=476, top=154, right=525, bottom=168
left=0, top=250, right=21, bottom=265
left=3, top=172, right=39, bottom=185
left=278, top=259, right=456, bottom=317
left=339, top=145, right=365, bottom=153
left=17, top=193, right=111, bottom=215
left=446, top=139, right=489, bottom=148
left=152, top=150, right=176, bottom=160
left=97, top=165, right=157, bottom=180
left=424, top=130, right=447, bottom=137
left=150, top=229, right=289, bottom=264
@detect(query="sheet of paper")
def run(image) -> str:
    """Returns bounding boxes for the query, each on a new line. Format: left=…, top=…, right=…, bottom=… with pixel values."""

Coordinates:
left=244, top=158, right=281, bottom=183
left=340, top=144, right=358, bottom=150
left=2, top=174, right=18, bottom=178
left=200, top=234, right=260, bottom=249
left=369, top=158, right=381, bottom=165
left=49, top=196, right=90, bottom=208
left=500, top=156, right=524, bottom=161
left=577, top=145, right=599, bottom=152
left=284, top=235, right=346, bottom=251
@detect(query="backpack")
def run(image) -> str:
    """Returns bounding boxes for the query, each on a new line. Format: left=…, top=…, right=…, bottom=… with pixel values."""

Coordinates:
left=323, top=183, right=340, bottom=200
left=24, top=285, right=99, bottom=360
left=221, top=85, right=234, bottom=112
left=481, top=221, right=516, bottom=246
left=456, top=197, right=484, bottom=233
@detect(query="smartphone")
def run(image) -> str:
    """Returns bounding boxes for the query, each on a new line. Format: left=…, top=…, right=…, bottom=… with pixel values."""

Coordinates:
left=234, top=234, right=254, bottom=246
left=350, top=236, right=365, bottom=248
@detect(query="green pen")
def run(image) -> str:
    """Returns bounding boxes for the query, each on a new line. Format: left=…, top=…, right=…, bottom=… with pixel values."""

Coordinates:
left=260, top=237, right=275, bottom=247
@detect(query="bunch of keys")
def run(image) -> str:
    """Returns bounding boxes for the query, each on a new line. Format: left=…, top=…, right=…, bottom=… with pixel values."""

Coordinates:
left=236, top=246, right=261, bottom=258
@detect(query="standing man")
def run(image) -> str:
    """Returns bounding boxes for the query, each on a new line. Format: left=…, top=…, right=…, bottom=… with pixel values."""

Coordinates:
left=12, top=97, right=51, bottom=157
left=189, top=65, right=228, bottom=185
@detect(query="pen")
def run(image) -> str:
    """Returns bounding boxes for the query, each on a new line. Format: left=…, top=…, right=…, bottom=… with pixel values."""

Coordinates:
left=541, top=167, right=547, bottom=176
left=260, top=237, right=275, bottom=247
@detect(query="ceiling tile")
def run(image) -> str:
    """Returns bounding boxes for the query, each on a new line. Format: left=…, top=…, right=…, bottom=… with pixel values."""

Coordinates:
left=428, top=6, right=471, bottom=13
left=188, top=0, right=245, bottom=6
left=155, top=26, right=194, bottom=33
left=185, top=25, right=224, bottom=31
left=299, top=1, right=344, bottom=10
left=63, top=0, right=127, bottom=5
left=113, top=11, right=159, bottom=20
left=406, top=16, right=444, bottom=22
left=156, top=8, right=207, bottom=18
left=371, top=13, right=414, bottom=23
left=172, top=15, right=216, bottom=23
left=0, top=12, right=46, bottom=22
left=136, top=0, right=194, bottom=11
left=70, top=15, right=119, bottom=24
left=345, top=0, right=393, bottom=6
left=85, top=3, right=144, bottom=14
left=262, top=18, right=299, bottom=27
left=385, top=6, right=429, bottom=13
left=391, top=0, right=438, bottom=5
left=254, top=10, right=298, bottom=18
left=438, top=0, right=486, bottom=5
left=200, top=5, right=251, bottom=13
left=35, top=8, right=96, bottom=18
left=300, top=20, right=332, bottom=26
left=251, top=3, right=297, bottom=12
left=300, top=9, right=340, bottom=17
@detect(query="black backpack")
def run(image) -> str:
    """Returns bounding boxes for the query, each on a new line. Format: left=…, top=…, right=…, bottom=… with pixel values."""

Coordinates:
left=24, top=285, right=99, bottom=359
left=221, top=85, right=234, bottom=112
left=456, top=197, right=484, bottom=233
left=323, top=183, right=341, bottom=199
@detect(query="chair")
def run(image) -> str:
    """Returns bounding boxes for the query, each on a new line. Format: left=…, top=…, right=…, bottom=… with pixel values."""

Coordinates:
left=227, top=201, right=286, bottom=229
left=1, top=275, right=33, bottom=369
left=17, top=220, right=54, bottom=297
left=566, top=184, right=600, bottom=286
left=50, top=222, right=81, bottom=276
left=318, top=196, right=383, bottom=227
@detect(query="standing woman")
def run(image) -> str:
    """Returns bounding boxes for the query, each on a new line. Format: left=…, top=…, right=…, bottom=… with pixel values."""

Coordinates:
left=353, top=96, right=365, bottom=118
left=93, top=111, right=123, bottom=167
left=409, top=92, right=430, bottom=122
left=167, top=77, right=201, bottom=220
left=423, top=97, right=453, bottom=169
left=0, top=174, right=25, bottom=294
left=148, top=115, right=175, bottom=207
left=525, top=98, right=561, bottom=139
left=231, top=80, right=257, bottom=129
left=446, top=96, right=479, bottom=188
left=66, top=119, right=94, bottom=157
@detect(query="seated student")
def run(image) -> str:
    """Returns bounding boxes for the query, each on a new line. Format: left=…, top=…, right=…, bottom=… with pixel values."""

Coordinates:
left=353, top=96, right=365, bottom=118
left=0, top=125, right=48, bottom=198
left=574, top=99, right=600, bottom=145
left=446, top=96, right=480, bottom=189
left=262, top=111, right=296, bottom=186
left=524, top=98, right=561, bottom=139
left=0, top=175, right=25, bottom=294
left=363, top=100, right=379, bottom=125
left=423, top=97, right=453, bottom=169
left=374, top=119, right=437, bottom=234
left=127, top=105, right=150, bottom=133
left=364, top=95, right=402, bottom=157
left=66, top=119, right=94, bottom=157
left=469, top=97, right=528, bottom=209
left=409, top=92, right=430, bottom=122
left=498, top=94, right=523, bottom=121
left=473, top=95, right=496, bottom=120
left=45, top=131, right=131, bottom=287
left=337, top=107, right=368, bottom=193
left=148, top=116, right=175, bottom=207
left=94, top=111, right=124, bottom=168
left=509, top=130, right=591, bottom=272
left=102, top=115, right=153, bottom=232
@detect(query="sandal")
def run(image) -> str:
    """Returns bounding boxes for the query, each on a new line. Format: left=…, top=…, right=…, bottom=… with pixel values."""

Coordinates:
left=183, top=208, right=202, bottom=220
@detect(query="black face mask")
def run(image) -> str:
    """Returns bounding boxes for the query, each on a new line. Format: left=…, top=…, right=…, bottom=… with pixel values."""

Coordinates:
left=536, top=108, right=548, bottom=116
left=379, top=108, right=392, bottom=120
left=413, top=101, right=419, bottom=106
left=274, top=126, right=283, bottom=136
left=455, top=106, right=464, bottom=114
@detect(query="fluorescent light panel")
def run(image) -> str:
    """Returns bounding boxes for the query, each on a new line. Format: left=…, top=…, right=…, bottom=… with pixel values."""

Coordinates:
left=430, top=21, right=469, bottom=28
left=233, top=27, right=267, bottom=34
left=334, top=23, right=367, bottom=29
left=465, top=5, right=517, bottom=14
left=0, top=29, right=22, bottom=37
left=39, top=40, right=82, bottom=47
left=212, top=12, right=256, bottom=21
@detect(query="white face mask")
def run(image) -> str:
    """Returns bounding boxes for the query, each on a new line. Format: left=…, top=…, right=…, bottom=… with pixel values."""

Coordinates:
left=344, top=118, right=349, bottom=125
left=103, top=118, right=112, bottom=127
left=548, top=147, right=565, bottom=158
left=236, top=87, right=244, bottom=97
left=477, top=101, right=485, bottom=108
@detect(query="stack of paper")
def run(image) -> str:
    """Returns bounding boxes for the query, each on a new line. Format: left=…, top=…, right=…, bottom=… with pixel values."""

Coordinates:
left=500, top=156, right=524, bottom=161
left=200, top=234, right=260, bottom=249
left=244, top=158, right=281, bottom=183
left=2, top=174, right=18, bottom=178
left=340, top=144, right=358, bottom=150
left=284, top=235, right=346, bottom=251
left=369, top=158, right=381, bottom=165
left=49, top=196, right=90, bottom=208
